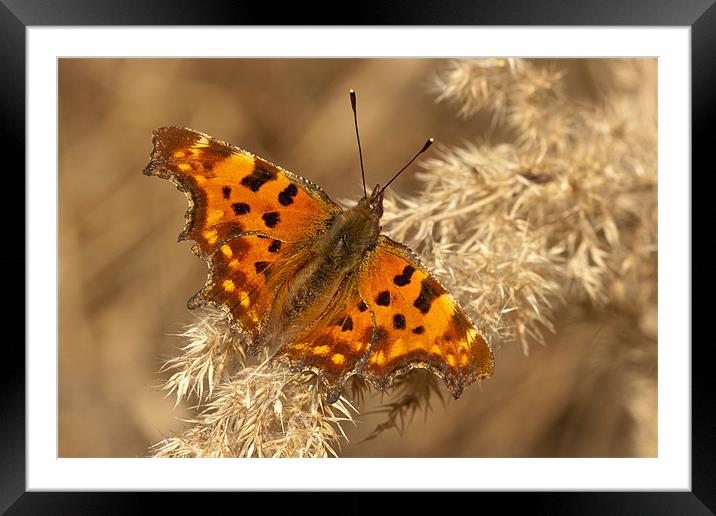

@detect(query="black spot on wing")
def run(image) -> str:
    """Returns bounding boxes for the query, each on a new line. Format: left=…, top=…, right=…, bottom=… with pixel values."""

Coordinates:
left=393, top=265, right=416, bottom=286
left=241, top=164, right=277, bottom=192
left=357, top=301, right=368, bottom=312
left=278, top=183, right=298, bottom=206
left=222, top=186, right=231, bottom=199
left=254, top=261, right=269, bottom=274
left=375, top=291, right=391, bottom=306
left=393, top=314, right=406, bottom=329
left=262, top=211, right=280, bottom=228
left=341, top=316, right=353, bottom=332
left=232, top=202, right=250, bottom=215
left=414, top=279, right=440, bottom=314
left=268, top=239, right=282, bottom=253
left=412, top=326, right=425, bottom=335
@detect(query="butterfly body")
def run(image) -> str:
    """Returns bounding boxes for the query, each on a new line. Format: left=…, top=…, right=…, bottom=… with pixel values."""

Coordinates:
left=145, top=126, right=493, bottom=403
left=253, top=199, right=380, bottom=353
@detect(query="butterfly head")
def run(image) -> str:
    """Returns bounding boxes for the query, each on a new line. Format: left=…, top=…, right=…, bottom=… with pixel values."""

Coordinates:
left=355, top=183, right=384, bottom=217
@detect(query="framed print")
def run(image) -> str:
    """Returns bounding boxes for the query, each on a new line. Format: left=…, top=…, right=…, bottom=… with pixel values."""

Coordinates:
left=5, top=0, right=711, bottom=513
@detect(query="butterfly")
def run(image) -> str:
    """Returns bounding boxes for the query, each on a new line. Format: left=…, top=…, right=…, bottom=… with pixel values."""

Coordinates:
left=143, top=90, right=494, bottom=403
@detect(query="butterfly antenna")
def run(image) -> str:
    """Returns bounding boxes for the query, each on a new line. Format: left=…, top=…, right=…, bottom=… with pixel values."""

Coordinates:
left=378, top=138, right=434, bottom=195
left=349, top=89, right=368, bottom=199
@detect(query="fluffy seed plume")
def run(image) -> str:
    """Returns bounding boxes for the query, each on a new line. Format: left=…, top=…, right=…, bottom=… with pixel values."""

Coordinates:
left=160, top=308, right=247, bottom=405
left=154, top=353, right=357, bottom=458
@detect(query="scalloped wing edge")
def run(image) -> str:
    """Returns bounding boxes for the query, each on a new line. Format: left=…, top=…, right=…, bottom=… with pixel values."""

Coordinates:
left=360, top=235, right=495, bottom=400
left=143, top=126, right=342, bottom=258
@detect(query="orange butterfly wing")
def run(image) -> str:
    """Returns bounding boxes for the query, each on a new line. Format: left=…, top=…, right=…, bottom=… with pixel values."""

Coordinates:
left=143, top=126, right=341, bottom=257
left=189, top=235, right=309, bottom=341
left=358, top=236, right=494, bottom=398
left=276, top=235, right=494, bottom=401
left=274, top=276, right=375, bottom=403
left=144, top=127, right=340, bottom=340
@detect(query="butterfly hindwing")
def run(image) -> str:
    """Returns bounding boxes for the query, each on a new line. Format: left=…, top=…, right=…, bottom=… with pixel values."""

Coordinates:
left=274, top=276, right=375, bottom=403
left=358, top=236, right=494, bottom=397
left=144, top=126, right=341, bottom=257
left=189, top=235, right=310, bottom=342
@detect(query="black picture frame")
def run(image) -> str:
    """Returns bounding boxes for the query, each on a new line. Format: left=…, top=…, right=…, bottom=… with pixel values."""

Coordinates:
left=4, top=0, right=709, bottom=513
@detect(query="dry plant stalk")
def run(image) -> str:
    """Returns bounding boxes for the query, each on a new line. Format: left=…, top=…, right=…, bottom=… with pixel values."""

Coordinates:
left=152, top=58, right=657, bottom=457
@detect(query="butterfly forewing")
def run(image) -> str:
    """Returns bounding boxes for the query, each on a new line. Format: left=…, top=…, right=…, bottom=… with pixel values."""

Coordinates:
left=144, top=126, right=341, bottom=257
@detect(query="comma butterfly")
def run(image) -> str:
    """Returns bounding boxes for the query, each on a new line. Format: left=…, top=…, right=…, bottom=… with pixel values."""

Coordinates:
left=144, top=90, right=494, bottom=403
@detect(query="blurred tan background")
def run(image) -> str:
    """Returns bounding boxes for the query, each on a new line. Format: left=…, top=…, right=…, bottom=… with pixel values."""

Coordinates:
left=58, top=58, right=656, bottom=457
